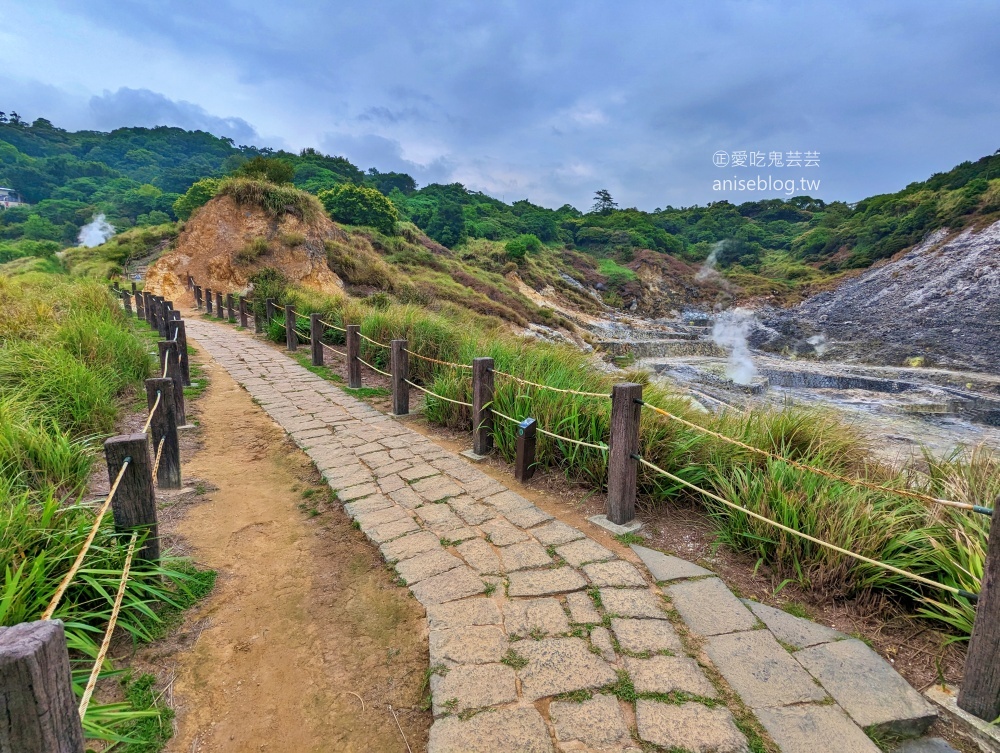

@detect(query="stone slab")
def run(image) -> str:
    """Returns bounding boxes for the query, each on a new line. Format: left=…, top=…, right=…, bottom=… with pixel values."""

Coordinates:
left=380, top=530, right=441, bottom=563
left=388, top=486, right=424, bottom=509
left=625, top=654, right=717, bottom=697
left=480, top=518, right=530, bottom=546
left=428, top=707, right=553, bottom=753
left=415, top=504, right=465, bottom=530
left=590, top=625, right=616, bottom=662
left=354, top=505, right=409, bottom=529
left=455, top=538, right=502, bottom=574
left=338, top=482, right=379, bottom=501
left=631, top=544, right=713, bottom=582
left=448, top=497, right=496, bottom=525
left=892, top=738, right=960, bottom=753
left=705, top=630, right=827, bottom=709
left=429, top=625, right=507, bottom=666
left=599, top=588, right=667, bottom=619
left=398, top=463, right=440, bottom=481
left=550, top=693, right=630, bottom=749
left=924, top=684, right=1000, bottom=753
left=665, top=577, right=757, bottom=636
left=635, top=701, right=748, bottom=753
left=556, top=538, right=616, bottom=566
left=611, top=617, right=683, bottom=655
left=755, top=705, right=881, bottom=753
left=430, top=663, right=517, bottom=715
left=411, top=475, right=465, bottom=502
left=342, top=495, right=394, bottom=517
left=565, top=592, right=602, bottom=624
left=498, top=541, right=552, bottom=571
left=503, top=504, right=553, bottom=529
left=588, top=514, right=643, bottom=535
left=409, top=566, right=484, bottom=606
left=796, top=639, right=936, bottom=737
left=508, top=568, right=587, bottom=597
left=502, top=598, right=571, bottom=637
left=426, top=598, right=502, bottom=631
left=532, top=520, right=586, bottom=547
left=395, top=549, right=463, bottom=584
left=743, top=599, right=846, bottom=649
left=516, top=637, right=617, bottom=701
left=583, top=560, right=647, bottom=587
left=366, top=516, right=420, bottom=543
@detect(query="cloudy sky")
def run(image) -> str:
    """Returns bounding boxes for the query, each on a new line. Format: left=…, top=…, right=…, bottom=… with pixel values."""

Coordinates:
left=4, top=1, right=999, bottom=209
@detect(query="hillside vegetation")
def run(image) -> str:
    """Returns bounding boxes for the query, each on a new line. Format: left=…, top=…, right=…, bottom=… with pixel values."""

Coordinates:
left=3, top=115, right=1000, bottom=307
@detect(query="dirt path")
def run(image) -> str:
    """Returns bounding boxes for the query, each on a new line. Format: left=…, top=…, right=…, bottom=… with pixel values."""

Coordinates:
left=165, top=350, right=430, bottom=752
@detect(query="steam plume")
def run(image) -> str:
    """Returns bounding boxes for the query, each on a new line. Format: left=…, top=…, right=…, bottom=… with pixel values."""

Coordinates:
left=78, top=214, right=116, bottom=247
left=712, top=308, right=758, bottom=385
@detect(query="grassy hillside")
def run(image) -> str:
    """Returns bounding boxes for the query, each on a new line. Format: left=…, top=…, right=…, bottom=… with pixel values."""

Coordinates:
left=3, top=116, right=999, bottom=306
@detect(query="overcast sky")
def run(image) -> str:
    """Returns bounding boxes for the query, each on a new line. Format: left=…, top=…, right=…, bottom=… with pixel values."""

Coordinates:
left=4, top=1, right=999, bottom=210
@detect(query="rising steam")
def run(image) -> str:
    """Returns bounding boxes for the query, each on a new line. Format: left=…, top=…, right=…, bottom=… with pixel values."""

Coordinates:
left=695, top=241, right=725, bottom=281
left=77, top=214, right=116, bottom=247
left=712, top=308, right=758, bottom=385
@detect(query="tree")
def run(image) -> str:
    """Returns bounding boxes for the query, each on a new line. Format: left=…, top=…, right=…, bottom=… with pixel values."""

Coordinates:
left=318, top=183, right=398, bottom=234
left=592, top=189, right=618, bottom=214
left=504, top=233, right=542, bottom=264
left=236, top=156, right=295, bottom=184
left=172, top=178, right=220, bottom=220
left=425, top=198, right=467, bottom=247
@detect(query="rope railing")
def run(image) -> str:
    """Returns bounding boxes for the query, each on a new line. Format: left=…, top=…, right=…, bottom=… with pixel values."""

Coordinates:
left=152, top=437, right=166, bottom=478
left=290, top=308, right=310, bottom=320
left=632, top=452, right=979, bottom=601
left=41, top=459, right=131, bottom=620
left=357, top=356, right=391, bottom=378
left=321, top=342, right=348, bottom=358
left=491, top=408, right=610, bottom=451
left=404, top=379, right=473, bottom=407
left=318, top=318, right=347, bottom=333
left=493, top=369, right=611, bottom=399
left=78, top=531, right=139, bottom=719
left=403, top=348, right=473, bottom=371
left=142, top=391, right=161, bottom=434
left=358, top=331, right=389, bottom=348
left=638, top=401, right=993, bottom=515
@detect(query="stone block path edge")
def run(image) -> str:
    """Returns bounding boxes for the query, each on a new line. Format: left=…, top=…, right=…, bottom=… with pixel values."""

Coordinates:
left=185, top=319, right=944, bottom=753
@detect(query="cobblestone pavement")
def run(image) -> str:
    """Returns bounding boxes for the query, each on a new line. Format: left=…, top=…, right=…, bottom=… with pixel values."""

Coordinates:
left=186, top=318, right=944, bottom=753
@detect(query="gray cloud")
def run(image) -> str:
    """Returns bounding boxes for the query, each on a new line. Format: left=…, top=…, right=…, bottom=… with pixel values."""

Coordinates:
left=8, top=1, right=1000, bottom=209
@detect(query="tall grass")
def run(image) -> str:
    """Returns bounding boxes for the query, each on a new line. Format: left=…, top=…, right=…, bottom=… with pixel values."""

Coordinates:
left=264, top=280, right=994, bottom=637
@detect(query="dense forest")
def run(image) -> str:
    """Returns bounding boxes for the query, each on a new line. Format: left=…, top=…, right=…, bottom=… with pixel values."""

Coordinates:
left=2, top=114, right=999, bottom=291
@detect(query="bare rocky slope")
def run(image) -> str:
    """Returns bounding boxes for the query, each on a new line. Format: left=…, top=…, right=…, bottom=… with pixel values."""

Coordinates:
left=750, top=221, right=1000, bottom=373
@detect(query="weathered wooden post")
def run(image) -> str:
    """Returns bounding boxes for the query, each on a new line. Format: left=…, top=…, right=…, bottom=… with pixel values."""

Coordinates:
left=472, top=357, right=494, bottom=456
left=215, top=291, right=224, bottom=319
left=607, top=382, right=643, bottom=525
left=148, top=293, right=159, bottom=330
left=0, top=620, right=85, bottom=753
left=145, top=378, right=181, bottom=489
left=253, top=303, right=263, bottom=333
left=157, top=298, right=169, bottom=338
left=122, top=291, right=133, bottom=316
left=131, top=281, right=137, bottom=294
left=239, top=296, right=249, bottom=328
left=144, top=291, right=154, bottom=326
left=284, top=304, right=297, bottom=351
left=310, top=313, right=323, bottom=366
left=194, top=285, right=202, bottom=309
left=104, top=434, right=159, bottom=562
left=205, top=288, right=213, bottom=315
left=158, top=341, right=186, bottom=425
left=266, top=297, right=276, bottom=324
left=167, top=317, right=190, bottom=387
left=515, top=418, right=538, bottom=482
left=135, top=289, right=145, bottom=319
left=346, top=324, right=361, bottom=388
left=391, top=339, right=409, bottom=416
left=186, top=273, right=193, bottom=291
left=226, top=293, right=235, bottom=323
left=958, top=506, right=1000, bottom=721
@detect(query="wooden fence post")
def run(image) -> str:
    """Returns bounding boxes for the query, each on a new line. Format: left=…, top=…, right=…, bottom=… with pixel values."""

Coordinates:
left=122, top=291, right=133, bottom=316
left=215, top=291, right=224, bottom=319
left=607, top=382, right=643, bottom=525
left=472, top=357, right=494, bottom=456
left=239, top=296, right=249, bottom=328
left=158, top=341, right=186, bottom=425
left=958, top=506, right=1000, bottom=720
left=253, top=302, right=263, bottom=333
left=346, top=324, right=361, bottom=388
left=104, top=434, right=159, bottom=562
left=226, top=293, right=235, bottom=323
left=131, top=281, right=137, bottom=295
left=187, top=273, right=193, bottom=291
left=391, top=339, right=409, bottom=415
left=310, top=313, right=323, bottom=366
left=194, top=285, right=202, bottom=309
left=141, top=291, right=151, bottom=326
left=135, top=290, right=145, bottom=320
left=145, top=378, right=181, bottom=489
left=167, top=317, right=190, bottom=386
left=515, top=418, right=538, bottom=482
left=0, top=619, right=85, bottom=753
left=147, top=293, right=158, bottom=329
left=266, top=298, right=275, bottom=323
left=285, top=304, right=297, bottom=351
left=156, top=298, right=169, bottom=338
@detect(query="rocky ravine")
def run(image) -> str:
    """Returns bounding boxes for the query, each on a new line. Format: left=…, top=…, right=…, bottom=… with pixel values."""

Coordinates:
left=751, top=221, right=1000, bottom=373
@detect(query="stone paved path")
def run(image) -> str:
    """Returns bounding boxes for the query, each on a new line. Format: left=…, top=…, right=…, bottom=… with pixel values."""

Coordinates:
left=186, top=318, right=944, bottom=753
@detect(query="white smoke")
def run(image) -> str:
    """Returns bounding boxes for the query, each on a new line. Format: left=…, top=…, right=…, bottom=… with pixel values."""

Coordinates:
left=77, top=214, right=116, bottom=248
left=695, top=241, right=725, bottom=281
left=712, top=308, right=758, bottom=385
left=807, top=334, right=828, bottom=356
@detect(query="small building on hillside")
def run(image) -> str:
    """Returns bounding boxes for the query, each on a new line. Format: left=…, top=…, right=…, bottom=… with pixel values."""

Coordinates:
left=0, top=187, right=27, bottom=208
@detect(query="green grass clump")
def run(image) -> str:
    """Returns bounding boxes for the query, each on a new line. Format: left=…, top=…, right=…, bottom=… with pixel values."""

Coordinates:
left=218, top=176, right=322, bottom=221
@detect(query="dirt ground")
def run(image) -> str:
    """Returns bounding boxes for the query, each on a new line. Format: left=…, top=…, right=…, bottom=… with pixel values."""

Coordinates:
left=145, top=346, right=431, bottom=753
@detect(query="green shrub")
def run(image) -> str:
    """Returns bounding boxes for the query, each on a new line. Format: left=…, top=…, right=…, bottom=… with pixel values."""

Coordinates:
left=218, top=177, right=322, bottom=221
left=318, top=183, right=398, bottom=234
left=172, top=178, right=220, bottom=220
left=235, top=156, right=295, bottom=184
left=235, top=236, right=269, bottom=264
